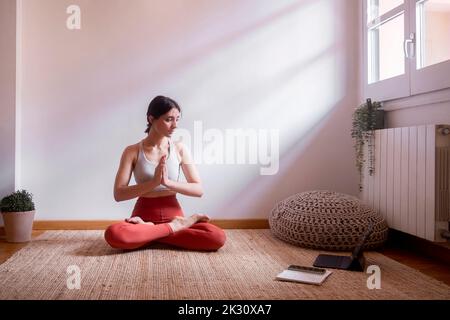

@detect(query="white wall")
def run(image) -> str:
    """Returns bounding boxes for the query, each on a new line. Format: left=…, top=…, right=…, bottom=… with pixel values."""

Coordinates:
left=0, top=0, right=17, bottom=226
left=18, top=0, right=360, bottom=220
left=386, top=100, right=450, bottom=128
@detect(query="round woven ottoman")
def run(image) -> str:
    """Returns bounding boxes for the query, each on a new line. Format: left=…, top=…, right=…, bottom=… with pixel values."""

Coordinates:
left=269, top=190, right=388, bottom=251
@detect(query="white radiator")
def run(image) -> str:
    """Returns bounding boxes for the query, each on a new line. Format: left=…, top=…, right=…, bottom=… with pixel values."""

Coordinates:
left=361, top=124, right=450, bottom=242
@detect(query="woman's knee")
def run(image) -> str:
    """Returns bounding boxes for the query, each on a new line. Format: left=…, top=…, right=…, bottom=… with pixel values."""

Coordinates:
left=206, top=225, right=227, bottom=250
left=104, top=222, right=130, bottom=248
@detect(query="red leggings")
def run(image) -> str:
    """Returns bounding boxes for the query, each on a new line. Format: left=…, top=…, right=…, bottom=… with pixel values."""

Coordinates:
left=105, top=195, right=226, bottom=251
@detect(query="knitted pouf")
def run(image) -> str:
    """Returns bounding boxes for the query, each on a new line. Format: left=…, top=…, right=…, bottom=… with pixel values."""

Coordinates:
left=269, top=190, right=388, bottom=251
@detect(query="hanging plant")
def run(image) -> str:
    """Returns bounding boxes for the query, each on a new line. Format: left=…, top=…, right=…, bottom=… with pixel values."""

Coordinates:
left=351, top=98, right=384, bottom=191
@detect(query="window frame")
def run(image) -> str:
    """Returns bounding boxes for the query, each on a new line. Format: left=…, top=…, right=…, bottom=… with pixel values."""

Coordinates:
left=363, top=0, right=411, bottom=101
left=363, top=0, right=450, bottom=102
left=409, top=0, right=450, bottom=95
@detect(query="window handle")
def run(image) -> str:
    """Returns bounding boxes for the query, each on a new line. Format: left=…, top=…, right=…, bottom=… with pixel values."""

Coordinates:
left=404, top=33, right=415, bottom=58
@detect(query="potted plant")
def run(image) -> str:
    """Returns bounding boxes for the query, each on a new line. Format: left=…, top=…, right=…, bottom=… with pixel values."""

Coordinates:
left=351, top=98, right=384, bottom=191
left=0, top=190, right=36, bottom=243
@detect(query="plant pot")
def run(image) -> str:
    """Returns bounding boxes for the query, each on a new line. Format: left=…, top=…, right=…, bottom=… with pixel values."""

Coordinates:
left=1, top=210, right=35, bottom=243
left=375, top=110, right=385, bottom=130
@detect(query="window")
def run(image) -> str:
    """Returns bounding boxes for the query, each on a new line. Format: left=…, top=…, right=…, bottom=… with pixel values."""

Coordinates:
left=363, top=0, right=450, bottom=101
left=416, top=0, right=450, bottom=68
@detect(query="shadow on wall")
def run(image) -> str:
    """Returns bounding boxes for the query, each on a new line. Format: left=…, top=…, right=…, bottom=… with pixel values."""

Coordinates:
left=209, top=0, right=360, bottom=218
left=19, top=0, right=358, bottom=220
left=41, top=0, right=319, bottom=134
left=95, top=0, right=322, bottom=128
left=214, top=97, right=359, bottom=218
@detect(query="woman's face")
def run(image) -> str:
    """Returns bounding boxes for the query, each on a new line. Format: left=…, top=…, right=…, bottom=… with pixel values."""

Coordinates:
left=150, top=108, right=180, bottom=137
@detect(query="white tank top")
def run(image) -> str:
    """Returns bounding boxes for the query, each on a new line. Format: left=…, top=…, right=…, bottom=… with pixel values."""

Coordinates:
left=133, top=139, right=182, bottom=191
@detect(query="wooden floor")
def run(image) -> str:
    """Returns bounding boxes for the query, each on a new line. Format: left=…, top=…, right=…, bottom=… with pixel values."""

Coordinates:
left=378, top=246, right=450, bottom=286
left=0, top=230, right=45, bottom=265
left=378, top=229, right=450, bottom=286
left=1, top=230, right=449, bottom=287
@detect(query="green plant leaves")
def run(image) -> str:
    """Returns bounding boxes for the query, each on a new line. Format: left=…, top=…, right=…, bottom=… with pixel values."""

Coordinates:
left=0, top=189, right=35, bottom=212
left=351, top=99, right=383, bottom=191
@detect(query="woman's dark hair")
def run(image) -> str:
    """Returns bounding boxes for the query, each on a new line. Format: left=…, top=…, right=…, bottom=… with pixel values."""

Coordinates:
left=145, top=96, right=181, bottom=133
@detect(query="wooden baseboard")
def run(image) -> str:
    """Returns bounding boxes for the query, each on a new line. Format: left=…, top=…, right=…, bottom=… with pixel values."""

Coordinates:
left=211, top=219, right=269, bottom=229
left=32, top=219, right=269, bottom=230
left=33, top=220, right=119, bottom=230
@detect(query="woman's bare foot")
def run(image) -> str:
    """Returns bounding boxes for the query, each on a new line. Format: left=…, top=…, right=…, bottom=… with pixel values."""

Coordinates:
left=168, top=214, right=210, bottom=233
left=125, top=217, right=154, bottom=225
left=195, top=214, right=210, bottom=223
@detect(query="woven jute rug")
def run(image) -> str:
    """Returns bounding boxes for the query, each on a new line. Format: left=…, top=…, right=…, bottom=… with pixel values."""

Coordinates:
left=0, top=230, right=448, bottom=300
